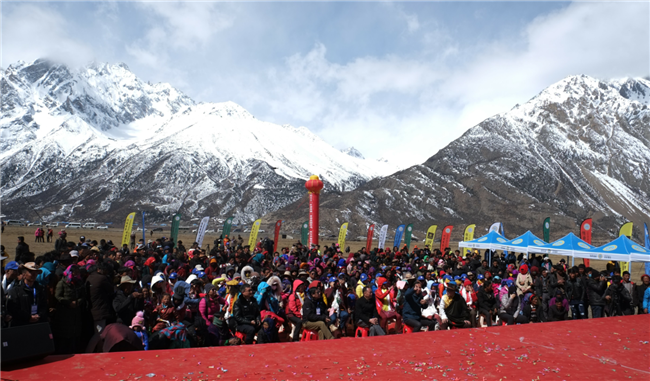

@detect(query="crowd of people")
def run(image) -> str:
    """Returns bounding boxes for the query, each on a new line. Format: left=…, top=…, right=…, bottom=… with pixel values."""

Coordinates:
left=1, top=229, right=649, bottom=354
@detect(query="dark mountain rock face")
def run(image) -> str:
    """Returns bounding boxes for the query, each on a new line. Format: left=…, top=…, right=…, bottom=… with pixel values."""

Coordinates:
left=265, top=75, right=650, bottom=242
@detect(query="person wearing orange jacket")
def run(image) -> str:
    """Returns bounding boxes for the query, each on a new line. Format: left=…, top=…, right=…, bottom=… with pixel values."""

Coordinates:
left=374, top=277, right=401, bottom=333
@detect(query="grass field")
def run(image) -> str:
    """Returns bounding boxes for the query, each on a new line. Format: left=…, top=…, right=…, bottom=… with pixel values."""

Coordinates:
left=1, top=225, right=648, bottom=278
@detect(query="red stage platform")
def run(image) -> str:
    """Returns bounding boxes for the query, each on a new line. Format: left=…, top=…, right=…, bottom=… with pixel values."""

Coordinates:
left=2, top=315, right=649, bottom=380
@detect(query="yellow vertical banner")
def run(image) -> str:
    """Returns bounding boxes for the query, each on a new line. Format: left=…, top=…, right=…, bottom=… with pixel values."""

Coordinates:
left=464, top=224, right=476, bottom=242
left=619, top=222, right=633, bottom=272
left=424, top=225, right=437, bottom=249
left=121, top=212, right=136, bottom=246
left=248, top=219, right=262, bottom=248
left=338, top=222, right=348, bottom=249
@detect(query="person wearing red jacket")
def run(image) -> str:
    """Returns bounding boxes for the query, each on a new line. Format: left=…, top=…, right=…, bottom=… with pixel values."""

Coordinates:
left=375, top=277, right=401, bottom=333
left=461, top=279, right=478, bottom=327
left=286, top=279, right=306, bottom=341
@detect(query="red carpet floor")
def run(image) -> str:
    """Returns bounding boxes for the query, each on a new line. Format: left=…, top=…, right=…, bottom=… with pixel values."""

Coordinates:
left=2, top=315, right=649, bottom=380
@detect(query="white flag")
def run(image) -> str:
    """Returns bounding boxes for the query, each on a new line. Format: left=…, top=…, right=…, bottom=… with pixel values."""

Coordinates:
left=195, top=216, right=210, bottom=248
left=489, top=222, right=502, bottom=234
left=378, top=224, right=389, bottom=250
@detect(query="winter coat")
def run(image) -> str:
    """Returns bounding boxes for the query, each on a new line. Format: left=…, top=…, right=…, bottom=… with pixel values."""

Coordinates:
left=402, top=287, right=425, bottom=321
left=15, top=242, right=30, bottom=263
left=287, top=280, right=304, bottom=318
left=636, top=282, right=649, bottom=309
left=301, top=294, right=328, bottom=323
left=499, top=293, right=521, bottom=317
left=232, top=295, right=261, bottom=326
left=53, top=278, right=87, bottom=338
left=355, top=294, right=380, bottom=324
left=6, top=281, right=48, bottom=326
left=439, top=293, right=470, bottom=325
left=643, top=287, right=650, bottom=311
left=516, top=273, right=533, bottom=296
left=566, top=277, right=586, bottom=303
left=603, top=284, right=633, bottom=316
left=477, top=286, right=497, bottom=311
left=199, top=295, right=224, bottom=326
left=113, top=289, right=144, bottom=326
left=586, top=277, right=607, bottom=306
left=547, top=303, right=568, bottom=321
left=86, top=272, right=115, bottom=321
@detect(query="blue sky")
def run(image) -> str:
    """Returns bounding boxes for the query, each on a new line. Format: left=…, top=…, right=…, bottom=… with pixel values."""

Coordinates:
left=2, top=1, right=648, bottom=166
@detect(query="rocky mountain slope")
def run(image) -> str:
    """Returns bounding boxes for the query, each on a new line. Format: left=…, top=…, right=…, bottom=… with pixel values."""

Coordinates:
left=265, top=75, right=650, bottom=241
left=0, top=59, right=397, bottom=224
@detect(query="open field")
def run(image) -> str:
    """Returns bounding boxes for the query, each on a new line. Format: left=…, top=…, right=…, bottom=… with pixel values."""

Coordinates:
left=2, top=225, right=648, bottom=277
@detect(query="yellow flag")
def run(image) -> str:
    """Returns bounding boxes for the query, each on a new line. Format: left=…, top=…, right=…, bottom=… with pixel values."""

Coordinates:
left=248, top=219, right=262, bottom=248
left=338, top=222, right=348, bottom=249
left=619, top=222, right=633, bottom=272
left=464, top=224, right=476, bottom=242
left=424, top=225, right=437, bottom=249
left=121, top=212, right=136, bottom=246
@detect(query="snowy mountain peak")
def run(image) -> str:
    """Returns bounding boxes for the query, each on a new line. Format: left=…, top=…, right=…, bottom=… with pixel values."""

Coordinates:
left=1, top=58, right=396, bottom=223
left=341, top=147, right=365, bottom=159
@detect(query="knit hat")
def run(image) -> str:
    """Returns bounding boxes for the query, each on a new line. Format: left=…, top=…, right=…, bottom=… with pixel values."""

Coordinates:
left=463, top=279, right=472, bottom=286
left=130, top=311, right=145, bottom=329
left=519, top=264, right=528, bottom=275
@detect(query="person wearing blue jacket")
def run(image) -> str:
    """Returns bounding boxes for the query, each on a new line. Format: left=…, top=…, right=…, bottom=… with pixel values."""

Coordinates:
left=402, top=281, right=436, bottom=333
left=643, top=286, right=650, bottom=314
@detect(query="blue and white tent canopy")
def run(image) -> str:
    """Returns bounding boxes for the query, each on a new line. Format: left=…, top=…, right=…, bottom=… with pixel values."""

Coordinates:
left=573, top=235, right=648, bottom=262
left=494, top=231, right=545, bottom=254
left=458, top=230, right=508, bottom=251
left=527, top=232, right=595, bottom=256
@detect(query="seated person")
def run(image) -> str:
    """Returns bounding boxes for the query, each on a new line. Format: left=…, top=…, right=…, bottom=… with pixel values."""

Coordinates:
left=232, top=284, right=261, bottom=344
left=301, top=283, right=334, bottom=340
left=355, top=286, right=385, bottom=336
left=402, top=280, right=436, bottom=332
left=438, top=282, right=471, bottom=329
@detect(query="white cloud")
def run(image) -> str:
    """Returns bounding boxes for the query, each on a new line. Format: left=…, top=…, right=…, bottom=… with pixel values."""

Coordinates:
left=246, top=2, right=648, bottom=167
left=1, top=4, right=95, bottom=67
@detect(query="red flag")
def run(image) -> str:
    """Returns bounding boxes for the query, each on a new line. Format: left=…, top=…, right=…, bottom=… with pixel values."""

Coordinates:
left=273, top=220, right=282, bottom=253
left=580, top=218, right=592, bottom=266
left=440, top=225, right=453, bottom=251
left=366, top=224, right=375, bottom=253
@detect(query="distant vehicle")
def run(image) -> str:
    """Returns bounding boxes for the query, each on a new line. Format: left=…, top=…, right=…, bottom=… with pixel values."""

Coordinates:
left=28, top=222, right=43, bottom=226
left=244, top=228, right=251, bottom=233
left=82, top=223, right=97, bottom=229
left=232, top=228, right=243, bottom=233
left=206, top=229, right=215, bottom=233
left=65, top=223, right=82, bottom=229
left=5, top=220, right=24, bottom=226
left=46, top=222, right=60, bottom=227
left=258, top=230, right=266, bottom=233
left=97, top=225, right=109, bottom=230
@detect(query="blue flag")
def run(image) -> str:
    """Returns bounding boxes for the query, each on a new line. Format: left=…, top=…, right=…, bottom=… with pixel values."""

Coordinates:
left=645, top=223, right=650, bottom=275
left=393, top=224, right=406, bottom=249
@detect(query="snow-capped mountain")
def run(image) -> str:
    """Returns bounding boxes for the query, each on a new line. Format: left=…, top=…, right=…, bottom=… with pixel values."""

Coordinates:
left=341, top=147, right=365, bottom=159
left=266, top=75, right=650, bottom=241
left=0, top=59, right=398, bottom=223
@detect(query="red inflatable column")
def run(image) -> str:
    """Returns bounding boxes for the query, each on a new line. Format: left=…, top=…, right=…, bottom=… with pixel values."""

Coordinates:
left=305, top=175, right=324, bottom=247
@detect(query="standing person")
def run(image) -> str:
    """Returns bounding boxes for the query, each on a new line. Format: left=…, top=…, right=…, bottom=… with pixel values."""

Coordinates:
left=55, top=231, right=67, bottom=253
left=636, top=274, right=649, bottom=314
left=603, top=275, right=633, bottom=316
left=15, top=237, right=30, bottom=264
left=566, top=268, right=587, bottom=319
left=34, top=228, right=40, bottom=243
left=113, top=275, right=143, bottom=326
left=47, top=228, right=54, bottom=243
left=232, top=284, right=261, bottom=344
left=586, top=270, right=607, bottom=318
left=6, top=262, right=49, bottom=326
left=86, top=262, right=116, bottom=334
left=53, top=264, right=87, bottom=354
